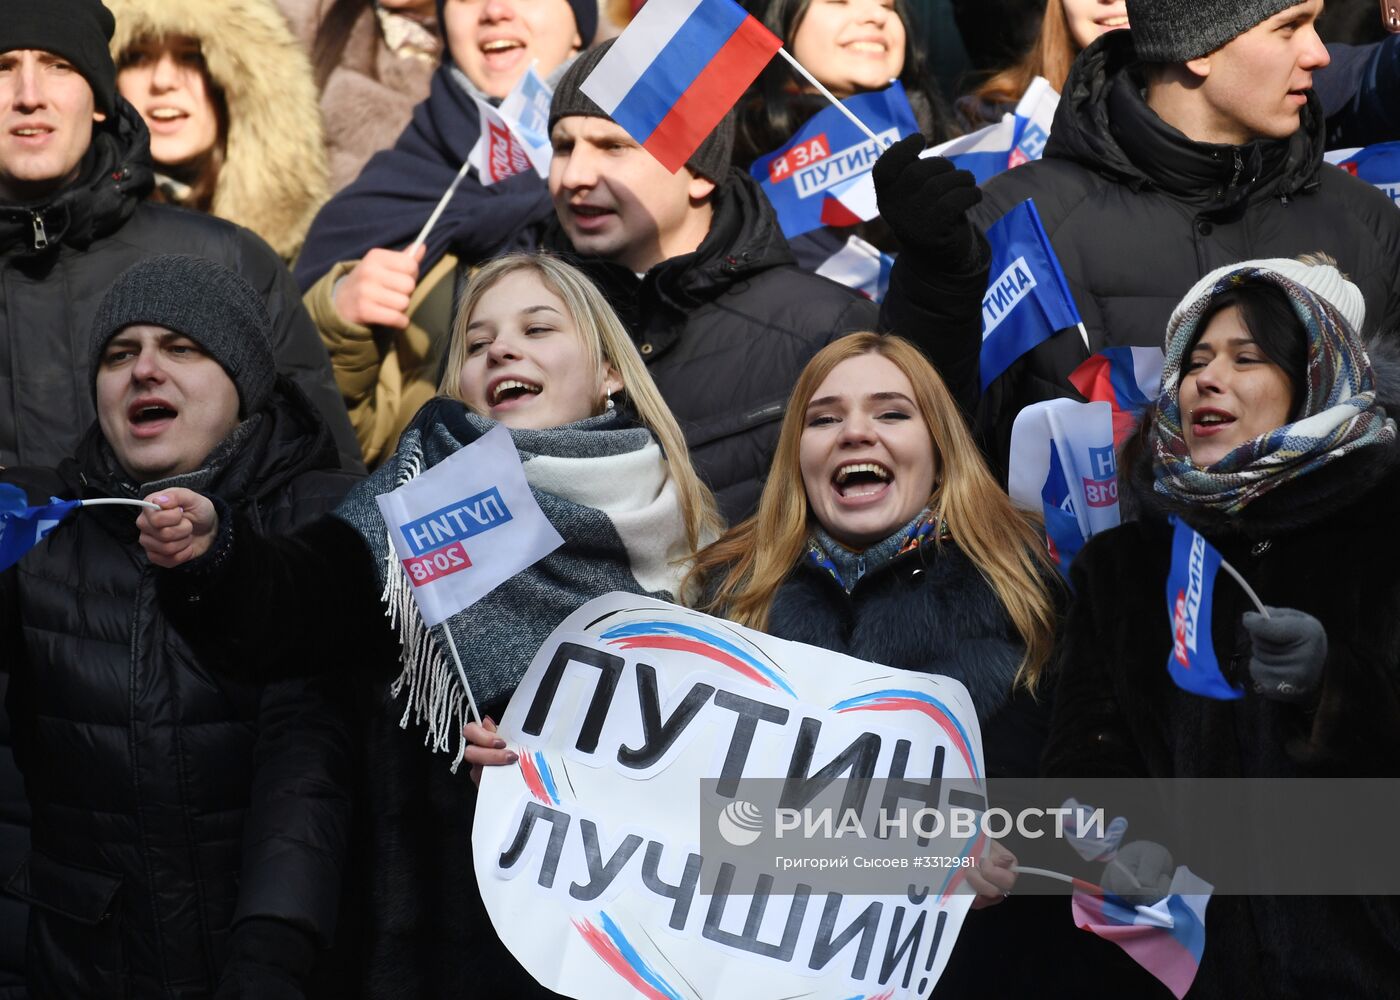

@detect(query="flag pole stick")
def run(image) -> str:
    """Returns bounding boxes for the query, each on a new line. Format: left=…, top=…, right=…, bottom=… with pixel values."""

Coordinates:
left=1011, top=864, right=1105, bottom=895
left=81, top=498, right=160, bottom=511
left=410, top=157, right=473, bottom=252
left=777, top=48, right=887, bottom=148
left=439, top=622, right=484, bottom=726
left=1218, top=558, right=1270, bottom=618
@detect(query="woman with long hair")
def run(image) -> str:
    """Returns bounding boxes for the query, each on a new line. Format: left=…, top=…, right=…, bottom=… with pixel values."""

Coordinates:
left=110, top=0, right=331, bottom=260
left=138, top=252, right=718, bottom=994
left=962, top=0, right=1126, bottom=126
left=692, top=331, right=1057, bottom=774
left=1045, top=255, right=1400, bottom=996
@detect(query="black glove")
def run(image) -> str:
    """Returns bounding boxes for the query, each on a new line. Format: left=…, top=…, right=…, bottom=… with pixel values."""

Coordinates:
left=214, top=917, right=317, bottom=1000
left=872, top=134, right=984, bottom=270
left=1101, top=840, right=1174, bottom=907
left=1242, top=607, right=1327, bottom=703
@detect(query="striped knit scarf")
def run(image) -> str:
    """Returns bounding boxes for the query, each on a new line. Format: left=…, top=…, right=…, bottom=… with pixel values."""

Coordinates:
left=1153, top=266, right=1395, bottom=514
left=334, top=399, right=692, bottom=769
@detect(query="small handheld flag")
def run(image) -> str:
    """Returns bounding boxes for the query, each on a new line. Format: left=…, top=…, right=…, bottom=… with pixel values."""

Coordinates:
left=1070, top=346, right=1164, bottom=446
left=1, top=484, right=158, bottom=572
left=749, top=83, right=918, bottom=238
left=1164, top=517, right=1247, bottom=700
left=980, top=199, right=1083, bottom=390
left=1071, top=865, right=1213, bottom=1000
left=468, top=95, right=537, bottom=185
left=375, top=425, right=565, bottom=721
left=813, top=234, right=894, bottom=302
left=1326, top=141, right=1400, bottom=208
left=580, top=0, right=782, bottom=173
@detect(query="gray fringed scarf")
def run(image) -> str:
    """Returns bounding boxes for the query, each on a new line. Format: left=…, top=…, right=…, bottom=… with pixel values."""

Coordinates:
left=334, top=399, right=692, bottom=769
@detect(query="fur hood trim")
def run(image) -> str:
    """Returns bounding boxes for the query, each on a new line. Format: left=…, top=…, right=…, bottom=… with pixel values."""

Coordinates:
left=108, top=0, right=329, bottom=259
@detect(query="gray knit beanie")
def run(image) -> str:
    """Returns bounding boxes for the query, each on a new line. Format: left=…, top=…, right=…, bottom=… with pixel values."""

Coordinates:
left=548, top=39, right=735, bottom=184
left=89, top=255, right=275, bottom=416
left=1126, top=0, right=1300, bottom=61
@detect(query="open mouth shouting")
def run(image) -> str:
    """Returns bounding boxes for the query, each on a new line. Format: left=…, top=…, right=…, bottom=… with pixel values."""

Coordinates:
left=488, top=377, right=543, bottom=411
left=833, top=460, right=893, bottom=503
left=144, top=105, right=190, bottom=133
left=128, top=396, right=179, bottom=438
left=1189, top=406, right=1235, bottom=438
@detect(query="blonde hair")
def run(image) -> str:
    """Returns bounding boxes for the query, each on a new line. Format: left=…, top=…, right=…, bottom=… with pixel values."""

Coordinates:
left=688, top=333, right=1060, bottom=690
left=971, top=0, right=1078, bottom=119
left=439, top=252, right=721, bottom=553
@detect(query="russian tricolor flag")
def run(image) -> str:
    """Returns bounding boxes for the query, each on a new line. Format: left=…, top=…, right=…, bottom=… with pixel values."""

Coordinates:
left=1070, top=346, right=1164, bottom=446
left=1072, top=865, right=1213, bottom=999
left=580, top=0, right=781, bottom=173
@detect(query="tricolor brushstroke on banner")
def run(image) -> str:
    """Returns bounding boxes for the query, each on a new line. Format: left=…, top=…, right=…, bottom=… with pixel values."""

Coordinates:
left=574, top=913, right=684, bottom=1000
left=600, top=619, right=797, bottom=696
left=581, top=0, right=781, bottom=172
left=831, top=689, right=981, bottom=784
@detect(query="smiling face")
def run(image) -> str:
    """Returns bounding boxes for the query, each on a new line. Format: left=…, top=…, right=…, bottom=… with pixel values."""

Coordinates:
left=1179, top=305, right=1296, bottom=466
left=790, top=0, right=906, bottom=98
left=549, top=115, right=715, bottom=274
left=95, top=324, right=242, bottom=482
left=0, top=49, right=100, bottom=201
left=444, top=0, right=582, bottom=99
left=455, top=269, right=621, bottom=428
left=799, top=352, right=936, bottom=549
left=1061, top=0, right=1129, bottom=51
left=118, top=35, right=220, bottom=168
left=1188, top=0, right=1329, bottom=144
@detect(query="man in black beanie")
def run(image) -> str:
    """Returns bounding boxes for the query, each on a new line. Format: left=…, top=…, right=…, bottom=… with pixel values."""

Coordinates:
left=0, top=254, right=355, bottom=998
left=0, top=0, right=360, bottom=473
left=873, top=0, right=1400, bottom=475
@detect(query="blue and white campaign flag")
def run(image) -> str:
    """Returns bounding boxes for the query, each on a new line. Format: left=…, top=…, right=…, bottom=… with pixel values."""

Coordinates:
left=0, top=483, right=80, bottom=572
left=1326, top=141, right=1400, bottom=208
left=820, top=76, right=1060, bottom=224
left=498, top=65, right=555, bottom=177
left=980, top=199, right=1083, bottom=390
left=749, top=83, right=918, bottom=238
left=1008, top=398, right=1118, bottom=577
left=1165, top=516, right=1242, bottom=701
left=375, top=425, right=564, bottom=626
left=813, top=234, right=894, bottom=301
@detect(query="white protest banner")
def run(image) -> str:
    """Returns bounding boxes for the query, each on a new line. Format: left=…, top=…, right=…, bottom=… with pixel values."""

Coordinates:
left=499, top=65, right=554, bottom=177
left=474, top=593, right=987, bottom=1000
left=374, top=423, right=563, bottom=627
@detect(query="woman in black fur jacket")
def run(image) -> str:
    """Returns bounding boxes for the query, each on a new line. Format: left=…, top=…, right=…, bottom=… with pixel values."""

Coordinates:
left=1045, top=256, right=1400, bottom=999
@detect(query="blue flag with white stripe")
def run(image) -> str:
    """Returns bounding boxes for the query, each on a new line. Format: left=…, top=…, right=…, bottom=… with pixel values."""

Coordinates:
left=1165, top=516, right=1243, bottom=700
left=0, top=483, right=80, bottom=572
left=980, top=199, right=1082, bottom=391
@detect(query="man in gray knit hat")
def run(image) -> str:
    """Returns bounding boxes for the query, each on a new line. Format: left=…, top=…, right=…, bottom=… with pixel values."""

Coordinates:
left=873, top=0, right=1400, bottom=477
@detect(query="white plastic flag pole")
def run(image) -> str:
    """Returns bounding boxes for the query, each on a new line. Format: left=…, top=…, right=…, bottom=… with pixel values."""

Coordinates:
left=1218, top=558, right=1270, bottom=618
left=777, top=48, right=888, bottom=148
left=409, top=157, right=472, bottom=251
left=439, top=622, right=484, bottom=725
left=82, top=498, right=160, bottom=511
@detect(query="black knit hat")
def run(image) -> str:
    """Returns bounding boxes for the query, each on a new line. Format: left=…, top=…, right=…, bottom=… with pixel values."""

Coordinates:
left=548, top=40, right=735, bottom=184
left=434, top=0, right=598, bottom=52
left=89, top=255, right=276, bottom=416
left=0, top=0, right=118, bottom=115
left=1126, top=0, right=1300, bottom=61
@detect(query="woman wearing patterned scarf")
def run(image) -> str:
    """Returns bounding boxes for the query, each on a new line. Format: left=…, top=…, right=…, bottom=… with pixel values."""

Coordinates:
left=1044, top=256, right=1400, bottom=998
left=137, top=252, right=718, bottom=994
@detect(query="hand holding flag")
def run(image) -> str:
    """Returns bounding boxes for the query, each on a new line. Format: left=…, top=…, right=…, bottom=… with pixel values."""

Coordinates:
left=2, top=483, right=158, bottom=573
left=869, top=134, right=983, bottom=269
left=137, top=489, right=220, bottom=568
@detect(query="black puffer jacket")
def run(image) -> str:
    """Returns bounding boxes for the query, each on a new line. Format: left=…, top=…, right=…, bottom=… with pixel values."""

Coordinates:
left=0, top=381, right=356, bottom=998
left=882, top=31, right=1400, bottom=473
left=0, top=101, right=361, bottom=471
left=545, top=169, right=880, bottom=521
left=1045, top=442, right=1400, bottom=998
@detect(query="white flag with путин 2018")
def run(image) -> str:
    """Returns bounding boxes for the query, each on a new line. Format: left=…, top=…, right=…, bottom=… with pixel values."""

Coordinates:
left=374, top=424, right=564, bottom=626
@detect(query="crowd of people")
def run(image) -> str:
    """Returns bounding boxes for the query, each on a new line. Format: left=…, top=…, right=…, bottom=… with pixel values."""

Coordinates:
left=0, top=0, right=1397, bottom=996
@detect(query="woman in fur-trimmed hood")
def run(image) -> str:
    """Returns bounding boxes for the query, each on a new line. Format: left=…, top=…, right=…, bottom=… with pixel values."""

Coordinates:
left=108, top=0, right=330, bottom=260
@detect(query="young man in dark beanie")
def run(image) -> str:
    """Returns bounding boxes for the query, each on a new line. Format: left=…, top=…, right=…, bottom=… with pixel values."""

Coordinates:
left=0, top=0, right=360, bottom=473
left=873, top=0, right=1400, bottom=474
left=0, top=254, right=355, bottom=998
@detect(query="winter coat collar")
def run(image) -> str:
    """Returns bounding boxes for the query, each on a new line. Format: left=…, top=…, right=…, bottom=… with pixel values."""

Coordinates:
left=804, top=510, right=948, bottom=594
left=106, top=0, right=330, bottom=260
left=1045, top=31, right=1323, bottom=212
left=0, top=102, right=152, bottom=257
